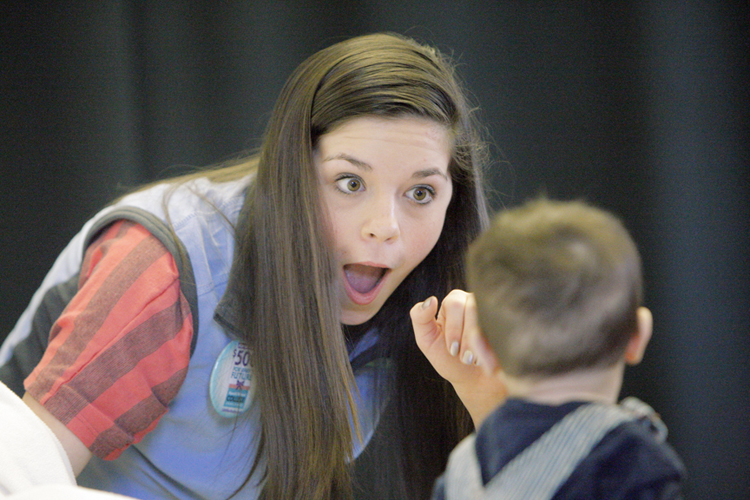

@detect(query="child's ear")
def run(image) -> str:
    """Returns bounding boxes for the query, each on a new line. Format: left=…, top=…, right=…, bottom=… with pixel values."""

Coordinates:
left=470, top=328, right=502, bottom=377
left=625, top=307, right=653, bottom=365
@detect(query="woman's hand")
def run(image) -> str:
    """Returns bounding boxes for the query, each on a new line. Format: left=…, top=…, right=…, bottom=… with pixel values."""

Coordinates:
left=410, top=290, right=507, bottom=427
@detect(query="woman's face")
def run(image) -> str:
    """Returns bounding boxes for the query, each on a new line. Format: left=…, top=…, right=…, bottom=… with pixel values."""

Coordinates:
left=316, top=116, right=453, bottom=325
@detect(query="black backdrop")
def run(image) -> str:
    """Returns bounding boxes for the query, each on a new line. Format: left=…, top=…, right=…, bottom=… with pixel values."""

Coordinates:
left=1, top=2, right=748, bottom=498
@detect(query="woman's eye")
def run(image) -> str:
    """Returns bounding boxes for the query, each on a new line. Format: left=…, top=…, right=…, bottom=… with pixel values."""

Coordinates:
left=335, top=176, right=364, bottom=193
left=407, top=186, right=435, bottom=204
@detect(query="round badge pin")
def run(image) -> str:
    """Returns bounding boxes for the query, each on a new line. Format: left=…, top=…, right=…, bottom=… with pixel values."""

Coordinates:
left=209, top=340, right=254, bottom=417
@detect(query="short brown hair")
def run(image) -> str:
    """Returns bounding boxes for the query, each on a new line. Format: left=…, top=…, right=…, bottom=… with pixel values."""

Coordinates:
left=467, top=198, right=642, bottom=378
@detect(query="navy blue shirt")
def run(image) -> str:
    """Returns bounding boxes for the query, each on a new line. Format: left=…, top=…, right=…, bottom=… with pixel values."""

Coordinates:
left=433, top=398, right=686, bottom=499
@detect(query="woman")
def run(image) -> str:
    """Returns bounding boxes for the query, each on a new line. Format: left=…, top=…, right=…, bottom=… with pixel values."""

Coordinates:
left=0, top=33, right=499, bottom=499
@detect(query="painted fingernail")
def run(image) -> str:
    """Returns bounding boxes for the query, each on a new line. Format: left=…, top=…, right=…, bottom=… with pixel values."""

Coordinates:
left=450, top=342, right=459, bottom=357
left=462, top=350, right=474, bottom=365
left=421, top=297, right=432, bottom=310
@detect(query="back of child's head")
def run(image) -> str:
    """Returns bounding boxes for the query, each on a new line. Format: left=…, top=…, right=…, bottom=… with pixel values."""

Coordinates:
left=466, top=198, right=643, bottom=378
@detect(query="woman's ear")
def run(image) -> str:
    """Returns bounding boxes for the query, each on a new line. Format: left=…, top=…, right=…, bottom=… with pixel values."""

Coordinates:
left=625, top=307, right=653, bottom=365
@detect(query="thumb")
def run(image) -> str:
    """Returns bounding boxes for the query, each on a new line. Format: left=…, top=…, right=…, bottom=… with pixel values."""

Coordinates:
left=410, top=296, right=440, bottom=352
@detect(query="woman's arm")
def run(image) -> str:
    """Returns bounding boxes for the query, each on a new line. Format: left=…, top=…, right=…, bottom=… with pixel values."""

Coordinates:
left=22, top=393, right=93, bottom=476
left=21, top=220, right=193, bottom=469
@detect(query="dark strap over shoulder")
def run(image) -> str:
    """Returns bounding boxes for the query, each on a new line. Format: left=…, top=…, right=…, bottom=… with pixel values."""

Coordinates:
left=0, top=275, right=79, bottom=395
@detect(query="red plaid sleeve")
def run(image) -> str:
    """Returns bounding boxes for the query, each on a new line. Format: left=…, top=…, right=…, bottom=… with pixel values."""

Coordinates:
left=24, top=220, right=194, bottom=460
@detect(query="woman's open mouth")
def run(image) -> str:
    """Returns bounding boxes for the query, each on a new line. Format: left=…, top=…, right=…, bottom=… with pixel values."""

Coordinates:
left=343, top=264, right=390, bottom=305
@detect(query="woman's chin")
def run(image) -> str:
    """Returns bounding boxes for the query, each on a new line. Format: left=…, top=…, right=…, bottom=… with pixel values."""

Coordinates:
left=339, top=301, right=381, bottom=326
left=340, top=310, right=376, bottom=326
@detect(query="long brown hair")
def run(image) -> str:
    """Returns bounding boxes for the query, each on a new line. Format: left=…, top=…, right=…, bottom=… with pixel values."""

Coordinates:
left=176, top=33, right=489, bottom=499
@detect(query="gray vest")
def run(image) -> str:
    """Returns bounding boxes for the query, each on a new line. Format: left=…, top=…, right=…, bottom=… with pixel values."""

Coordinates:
left=1, top=175, right=390, bottom=499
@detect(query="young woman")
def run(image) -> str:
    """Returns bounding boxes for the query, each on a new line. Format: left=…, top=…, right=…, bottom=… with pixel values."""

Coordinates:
left=0, top=33, right=500, bottom=499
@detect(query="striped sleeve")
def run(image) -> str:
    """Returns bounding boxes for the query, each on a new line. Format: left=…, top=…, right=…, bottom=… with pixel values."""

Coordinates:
left=24, top=220, right=194, bottom=460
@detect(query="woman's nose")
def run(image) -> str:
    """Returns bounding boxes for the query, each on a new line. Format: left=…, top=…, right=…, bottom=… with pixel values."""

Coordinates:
left=362, top=196, right=400, bottom=242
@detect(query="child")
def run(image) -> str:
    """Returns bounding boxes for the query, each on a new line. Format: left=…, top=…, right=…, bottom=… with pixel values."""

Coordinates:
left=433, top=198, right=686, bottom=499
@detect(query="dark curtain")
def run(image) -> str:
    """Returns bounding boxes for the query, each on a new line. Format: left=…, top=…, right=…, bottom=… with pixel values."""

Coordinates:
left=1, top=2, right=747, bottom=498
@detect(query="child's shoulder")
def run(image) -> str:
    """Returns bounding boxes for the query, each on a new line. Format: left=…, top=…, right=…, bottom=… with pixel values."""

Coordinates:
left=558, top=417, right=685, bottom=498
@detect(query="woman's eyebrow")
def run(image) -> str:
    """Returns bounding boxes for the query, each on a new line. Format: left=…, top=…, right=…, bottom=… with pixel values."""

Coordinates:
left=324, top=153, right=449, bottom=181
left=323, top=153, right=371, bottom=171
left=412, top=168, right=449, bottom=181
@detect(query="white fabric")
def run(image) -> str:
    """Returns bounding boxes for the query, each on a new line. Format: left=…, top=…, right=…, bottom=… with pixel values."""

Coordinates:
left=0, top=381, right=132, bottom=499
left=4, top=485, right=133, bottom=500
left=0, top=381, right=74, bottom=494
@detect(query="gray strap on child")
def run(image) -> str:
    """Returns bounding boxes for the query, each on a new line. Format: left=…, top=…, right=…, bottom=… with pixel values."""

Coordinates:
left=443, top=397, right=666, bottom=500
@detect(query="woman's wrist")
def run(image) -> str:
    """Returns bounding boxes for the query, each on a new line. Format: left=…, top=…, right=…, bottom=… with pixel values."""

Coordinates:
left=452, top=377, right=507, bottom=428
